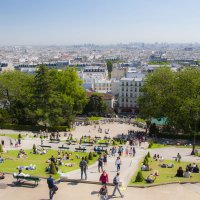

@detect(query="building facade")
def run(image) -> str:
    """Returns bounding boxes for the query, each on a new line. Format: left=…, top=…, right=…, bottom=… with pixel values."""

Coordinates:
left=118, top=77, right=144, bottom=113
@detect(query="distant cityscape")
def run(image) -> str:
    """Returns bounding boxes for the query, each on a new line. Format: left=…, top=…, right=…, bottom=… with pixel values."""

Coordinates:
left=1, top=43, right=200, bottom=114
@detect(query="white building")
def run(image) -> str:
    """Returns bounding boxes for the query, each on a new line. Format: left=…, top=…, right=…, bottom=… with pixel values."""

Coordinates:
left=118, top=77, right=144, bottom=113
left=78, top=66, right=108, bottom=90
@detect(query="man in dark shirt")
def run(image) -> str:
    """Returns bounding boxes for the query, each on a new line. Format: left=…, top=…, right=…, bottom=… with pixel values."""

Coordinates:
left=47, top=175, right=55, bottom=200
left=98, top=155, right=104, bottom=173
left=79, top=157, right=88, bottom=179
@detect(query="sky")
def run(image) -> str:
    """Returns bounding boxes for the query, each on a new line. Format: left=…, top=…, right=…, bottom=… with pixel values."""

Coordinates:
left=0, top=0, right=200, bottom=45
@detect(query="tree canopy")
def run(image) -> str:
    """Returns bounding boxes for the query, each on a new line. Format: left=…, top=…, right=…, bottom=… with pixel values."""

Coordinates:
left=138, top=67, right=200, bottom=134
left=0, top=65, right=87, bottom=128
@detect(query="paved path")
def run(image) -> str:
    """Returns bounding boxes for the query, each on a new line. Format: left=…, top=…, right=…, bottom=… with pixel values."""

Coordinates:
left=149, top=147, right=200, bottom=163
left=61, top=146, right=147, bottom=187
left=1, top=175, right=200, bottom=200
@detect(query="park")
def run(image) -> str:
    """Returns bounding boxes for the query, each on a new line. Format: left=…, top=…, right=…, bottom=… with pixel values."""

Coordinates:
left=0, top=119, right=200, bottom=200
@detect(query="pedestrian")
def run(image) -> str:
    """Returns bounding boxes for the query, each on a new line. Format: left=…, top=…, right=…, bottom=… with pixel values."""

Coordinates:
left=176, top=153, right=181, bottom=162
left=98, top=155, right=104, bottom=173
left=47, top=175, right=58, bottom=200
left=99, top=184, right=108, bottom=200
left=112, top=173, right=124, bottom=198
left=79, top=157, right=88, bottom=179
left=115, top=157, right=121, bottom=172
left=103, top=154, right=107, bottom=166
left=132, top=147, right=136, bottom=157
left=99, top=170, right=109, bottom=185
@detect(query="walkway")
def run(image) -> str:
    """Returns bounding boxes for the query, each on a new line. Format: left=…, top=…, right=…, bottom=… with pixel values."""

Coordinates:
left=60, top=146, right=147, bottom=187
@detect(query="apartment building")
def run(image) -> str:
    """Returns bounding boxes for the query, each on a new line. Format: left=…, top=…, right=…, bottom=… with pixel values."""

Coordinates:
left=118, top=77, right=144, bottom=113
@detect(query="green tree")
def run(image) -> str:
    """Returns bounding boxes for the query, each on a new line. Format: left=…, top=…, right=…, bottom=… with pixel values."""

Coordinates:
left=84, top=94, right=108, bottom=116
left=138, top=67, right=200, bottom=154
left=135, top=171, right=144, bottom=182
left=107, top=60, right=113, bottom=79
left=49, top=162, right=57, bottom=174
left=0, top=71, right=34, bottom=124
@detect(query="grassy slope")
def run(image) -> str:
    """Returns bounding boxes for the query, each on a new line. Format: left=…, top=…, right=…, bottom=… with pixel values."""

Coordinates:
left=130, top=158, right=200, bottom=186
left=0, top=150, right=97, bottom=179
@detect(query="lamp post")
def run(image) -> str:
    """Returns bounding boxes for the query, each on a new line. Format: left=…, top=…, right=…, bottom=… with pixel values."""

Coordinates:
left=191, top=112, right=199, bottom=155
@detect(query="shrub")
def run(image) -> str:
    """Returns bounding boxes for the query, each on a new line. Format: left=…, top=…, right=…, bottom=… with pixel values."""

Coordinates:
left=105, top=149, right=108, bottom=155
left=147, top=151, right=151, bottom=158
left=85, top=156, right=89, bottom=163
left=148, top=140, right=154, bottom=148
left=0, top=144, right=3, bottom=153
left=135, top=171, right=144, bottom=182
left=50, top=162, right=57, bottom=174
left=143, top=156, right=149, bottom=165
left=88, top=152, right=93, bottom=160
left=93, top=153, right=97, bottom=157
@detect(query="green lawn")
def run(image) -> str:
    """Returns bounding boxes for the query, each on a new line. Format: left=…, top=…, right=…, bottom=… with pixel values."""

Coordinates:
left=149, top=143, right=200, bottom=149
left=0, top=150, right=97, bottom=179
left=0, top=133, right=27, bottom=140
left=87, top=116, right=103, bottom=121
left=129, top=158, right=200, bottom=186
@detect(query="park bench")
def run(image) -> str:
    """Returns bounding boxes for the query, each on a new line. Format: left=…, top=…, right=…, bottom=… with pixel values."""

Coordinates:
left=75, top=148, right=86, bottom=152
left=58, top=146, right=69, bottom=150
left=50, top=139, right=60, bottom=143
left=98, top=143, right=109, bottom=147
left=82, top=141, right=94, bottom=146
left=13, top=174, right=41, bottom=186
left=41, top=145, right=52, bottom=149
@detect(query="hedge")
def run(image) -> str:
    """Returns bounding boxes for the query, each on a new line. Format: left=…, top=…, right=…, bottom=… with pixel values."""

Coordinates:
left=0, top=123, right=70, bottom=132
left=157, top=132, right=200, bottom=141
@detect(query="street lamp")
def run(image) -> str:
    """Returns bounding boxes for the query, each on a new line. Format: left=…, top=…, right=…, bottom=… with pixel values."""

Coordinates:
left=191, top=112, right=199, bottom=155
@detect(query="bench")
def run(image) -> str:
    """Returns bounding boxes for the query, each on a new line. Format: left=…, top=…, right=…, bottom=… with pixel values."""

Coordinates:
left=13, top=175, right=41, bottom=186
left=41, top=145, right=52, bottom=148
left=49, top=139, right=60, bottom=143
left=58, top=146, right=70, bottom=150
left=98, top=143, right=109, bottom=147
left=75, top=148, right=86, bottom=152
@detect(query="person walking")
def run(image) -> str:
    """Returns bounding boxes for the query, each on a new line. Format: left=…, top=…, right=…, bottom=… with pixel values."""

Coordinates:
left=99, top=170, right=109, bottom=185
left=112, top=173, right=124, bottom=198
left=98, top=155, right=104, bottom=173
left=103, top=154, right=107, bottom=166
left=47, top=175, right=57, bottom=200
left=115, top=157, right=121, bottom=172
left=79, top=157, right=88, bottom=179
left=99, top=185, right=108, bottom=200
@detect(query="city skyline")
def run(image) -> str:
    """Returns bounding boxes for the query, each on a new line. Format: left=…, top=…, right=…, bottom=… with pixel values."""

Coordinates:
left=1, top=0, right=200, bottom=45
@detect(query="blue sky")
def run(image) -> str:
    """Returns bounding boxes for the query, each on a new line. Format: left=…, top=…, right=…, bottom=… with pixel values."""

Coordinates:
left=0, top=0, right=200, bottom=45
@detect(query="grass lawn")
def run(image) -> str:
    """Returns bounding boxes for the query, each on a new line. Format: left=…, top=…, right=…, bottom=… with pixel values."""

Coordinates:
left=0, top=133, right=27, bottom=140
left=87, top=116, right=103, bottom=121
left=0, top=150, right=97, bottom=179
left=149, top=143, right=200, bottom=149
left=129, top=158, right=200, bottom=186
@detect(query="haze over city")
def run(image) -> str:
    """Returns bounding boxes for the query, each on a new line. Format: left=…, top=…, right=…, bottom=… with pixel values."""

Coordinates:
left=1, top=0, right=200, bottom=45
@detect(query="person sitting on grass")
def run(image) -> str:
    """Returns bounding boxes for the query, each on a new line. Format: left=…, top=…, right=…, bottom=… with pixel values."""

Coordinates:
left=184, top=169, right=191, bottom=178
left=176, top=167, right=184, bottom=177
left=141, top=164, right=151, bottom=171
left=0, top=156, right=4, bottom=163
left=192, top=164, right=199, bottom=173
left=186, top=164, right=193, bottom=172
left=145, top=174, right=156, bottom=183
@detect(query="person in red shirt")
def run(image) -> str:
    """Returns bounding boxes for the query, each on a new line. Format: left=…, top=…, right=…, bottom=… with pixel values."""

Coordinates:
left=99, top=170, right=109, bottom=186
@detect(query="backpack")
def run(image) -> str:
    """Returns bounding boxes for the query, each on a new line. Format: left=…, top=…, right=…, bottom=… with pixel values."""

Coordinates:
left=80, top=160, right=87, bottom=169
left=113, top=176, right=118, bottom=185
